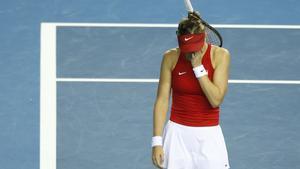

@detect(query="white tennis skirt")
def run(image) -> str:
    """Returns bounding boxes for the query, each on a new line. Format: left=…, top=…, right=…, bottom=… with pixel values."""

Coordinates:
left=162, top=120, right=230, bottom=169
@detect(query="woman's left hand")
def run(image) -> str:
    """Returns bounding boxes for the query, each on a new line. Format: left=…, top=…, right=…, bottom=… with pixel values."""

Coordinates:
left=189, top=52, right=204, bottom=68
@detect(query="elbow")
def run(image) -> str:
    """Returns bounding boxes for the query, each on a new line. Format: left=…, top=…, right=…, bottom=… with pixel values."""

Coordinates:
left=210, top=98, right=223, bottom=108
left=211, top=102, right=220, bottom=108
left=210, top=89, right=227, bottom=108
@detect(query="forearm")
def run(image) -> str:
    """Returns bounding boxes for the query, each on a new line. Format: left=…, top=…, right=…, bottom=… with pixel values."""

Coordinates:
left=197, top=76, right=224, bottom=108
left=153, top=98, right=169, bottom=136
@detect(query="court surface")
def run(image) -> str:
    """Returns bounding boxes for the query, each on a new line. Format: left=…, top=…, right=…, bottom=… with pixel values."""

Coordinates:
left=40, top=23, right=300, bottom=169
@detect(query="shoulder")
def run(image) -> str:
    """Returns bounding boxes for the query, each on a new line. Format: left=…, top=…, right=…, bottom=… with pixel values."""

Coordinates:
left=161, top=48, right=180, bottom=69
left=163, top=47, right=179, bottom=59
left=211, top=45, right=231, bottom=67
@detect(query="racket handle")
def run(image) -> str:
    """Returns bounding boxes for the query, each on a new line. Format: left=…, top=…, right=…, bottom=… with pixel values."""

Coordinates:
left=184, top=0, right=194, bottom=12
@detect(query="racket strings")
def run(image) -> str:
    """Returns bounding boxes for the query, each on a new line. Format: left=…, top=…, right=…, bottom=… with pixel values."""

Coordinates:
left=205, top=26, right=222, bottom=47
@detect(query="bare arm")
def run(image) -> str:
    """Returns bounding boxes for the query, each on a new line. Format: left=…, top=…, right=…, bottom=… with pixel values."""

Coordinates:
left=195, top=48, right=231, bottom=108
left=152, top=50, right=173, bottom=137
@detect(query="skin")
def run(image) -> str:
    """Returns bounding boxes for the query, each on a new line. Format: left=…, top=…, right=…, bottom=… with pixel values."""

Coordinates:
left=152, top=42, right=231, bottom=169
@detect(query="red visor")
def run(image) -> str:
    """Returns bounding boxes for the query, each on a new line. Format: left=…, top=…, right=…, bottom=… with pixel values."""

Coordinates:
left=177, top=33, right=205, bottom=53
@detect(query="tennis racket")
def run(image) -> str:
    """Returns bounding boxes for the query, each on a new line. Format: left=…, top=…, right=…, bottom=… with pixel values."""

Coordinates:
left=184, top=0, right=223, bottom=47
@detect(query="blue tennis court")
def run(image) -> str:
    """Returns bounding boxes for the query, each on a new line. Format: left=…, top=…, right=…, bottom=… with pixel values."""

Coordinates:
left=39, top=23, right=300, bottom=169
left=2, top=0, right=300, bottom=169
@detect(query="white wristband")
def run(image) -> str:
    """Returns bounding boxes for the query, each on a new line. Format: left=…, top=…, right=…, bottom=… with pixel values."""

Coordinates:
left=193, top=65, right=208, bottom=78
left=152, top=136, right=163, bottom=147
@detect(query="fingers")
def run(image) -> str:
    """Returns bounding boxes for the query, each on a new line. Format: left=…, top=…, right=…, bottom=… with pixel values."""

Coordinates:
left=189, top=53, right=196, bottom=61
left=191, top=53, right=196, bottom=58
left=189, top=52, right=204, bottom=68
left=152, top=154, right=159, bottom=168
left=160, top=154, right=164, bottom=168
left=152, top=153, right=164, bottom=169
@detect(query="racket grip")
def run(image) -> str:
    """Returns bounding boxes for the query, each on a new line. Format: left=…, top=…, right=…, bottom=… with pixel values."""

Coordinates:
left=184, top=0, right=194, bottom=12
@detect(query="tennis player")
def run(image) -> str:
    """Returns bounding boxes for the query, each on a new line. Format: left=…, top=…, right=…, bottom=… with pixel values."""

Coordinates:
left=152, top=12, right=231, bottom=169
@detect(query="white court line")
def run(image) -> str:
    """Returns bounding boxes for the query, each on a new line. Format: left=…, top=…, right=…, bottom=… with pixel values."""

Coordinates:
left=57, top=78, right=300, bottom=85
left=47, top=22, right=300, bottom=29
left=40, top=23, right=56, bottom=169
left=229, top=80, right=300, bottom=85
left=57, top=78, right=159, bottom=83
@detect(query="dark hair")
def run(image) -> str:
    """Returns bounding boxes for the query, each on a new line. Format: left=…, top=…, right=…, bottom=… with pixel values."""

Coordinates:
left=177, top=11, right=205, bottom=35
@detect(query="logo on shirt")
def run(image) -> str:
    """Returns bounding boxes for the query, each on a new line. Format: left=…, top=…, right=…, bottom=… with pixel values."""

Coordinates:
left=178, top=72, right=187, bottom=76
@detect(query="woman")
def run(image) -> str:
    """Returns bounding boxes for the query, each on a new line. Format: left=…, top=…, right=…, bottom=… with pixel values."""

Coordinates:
left=152, top=12, right=231, bottom=169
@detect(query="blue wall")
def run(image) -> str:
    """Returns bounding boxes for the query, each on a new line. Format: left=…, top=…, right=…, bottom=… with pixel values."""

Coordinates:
left=0, top=0, right=299, bottom=168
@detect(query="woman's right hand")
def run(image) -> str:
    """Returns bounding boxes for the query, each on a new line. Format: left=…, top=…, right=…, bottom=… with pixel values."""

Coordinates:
left=152, top=146, right=164, bottom=169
